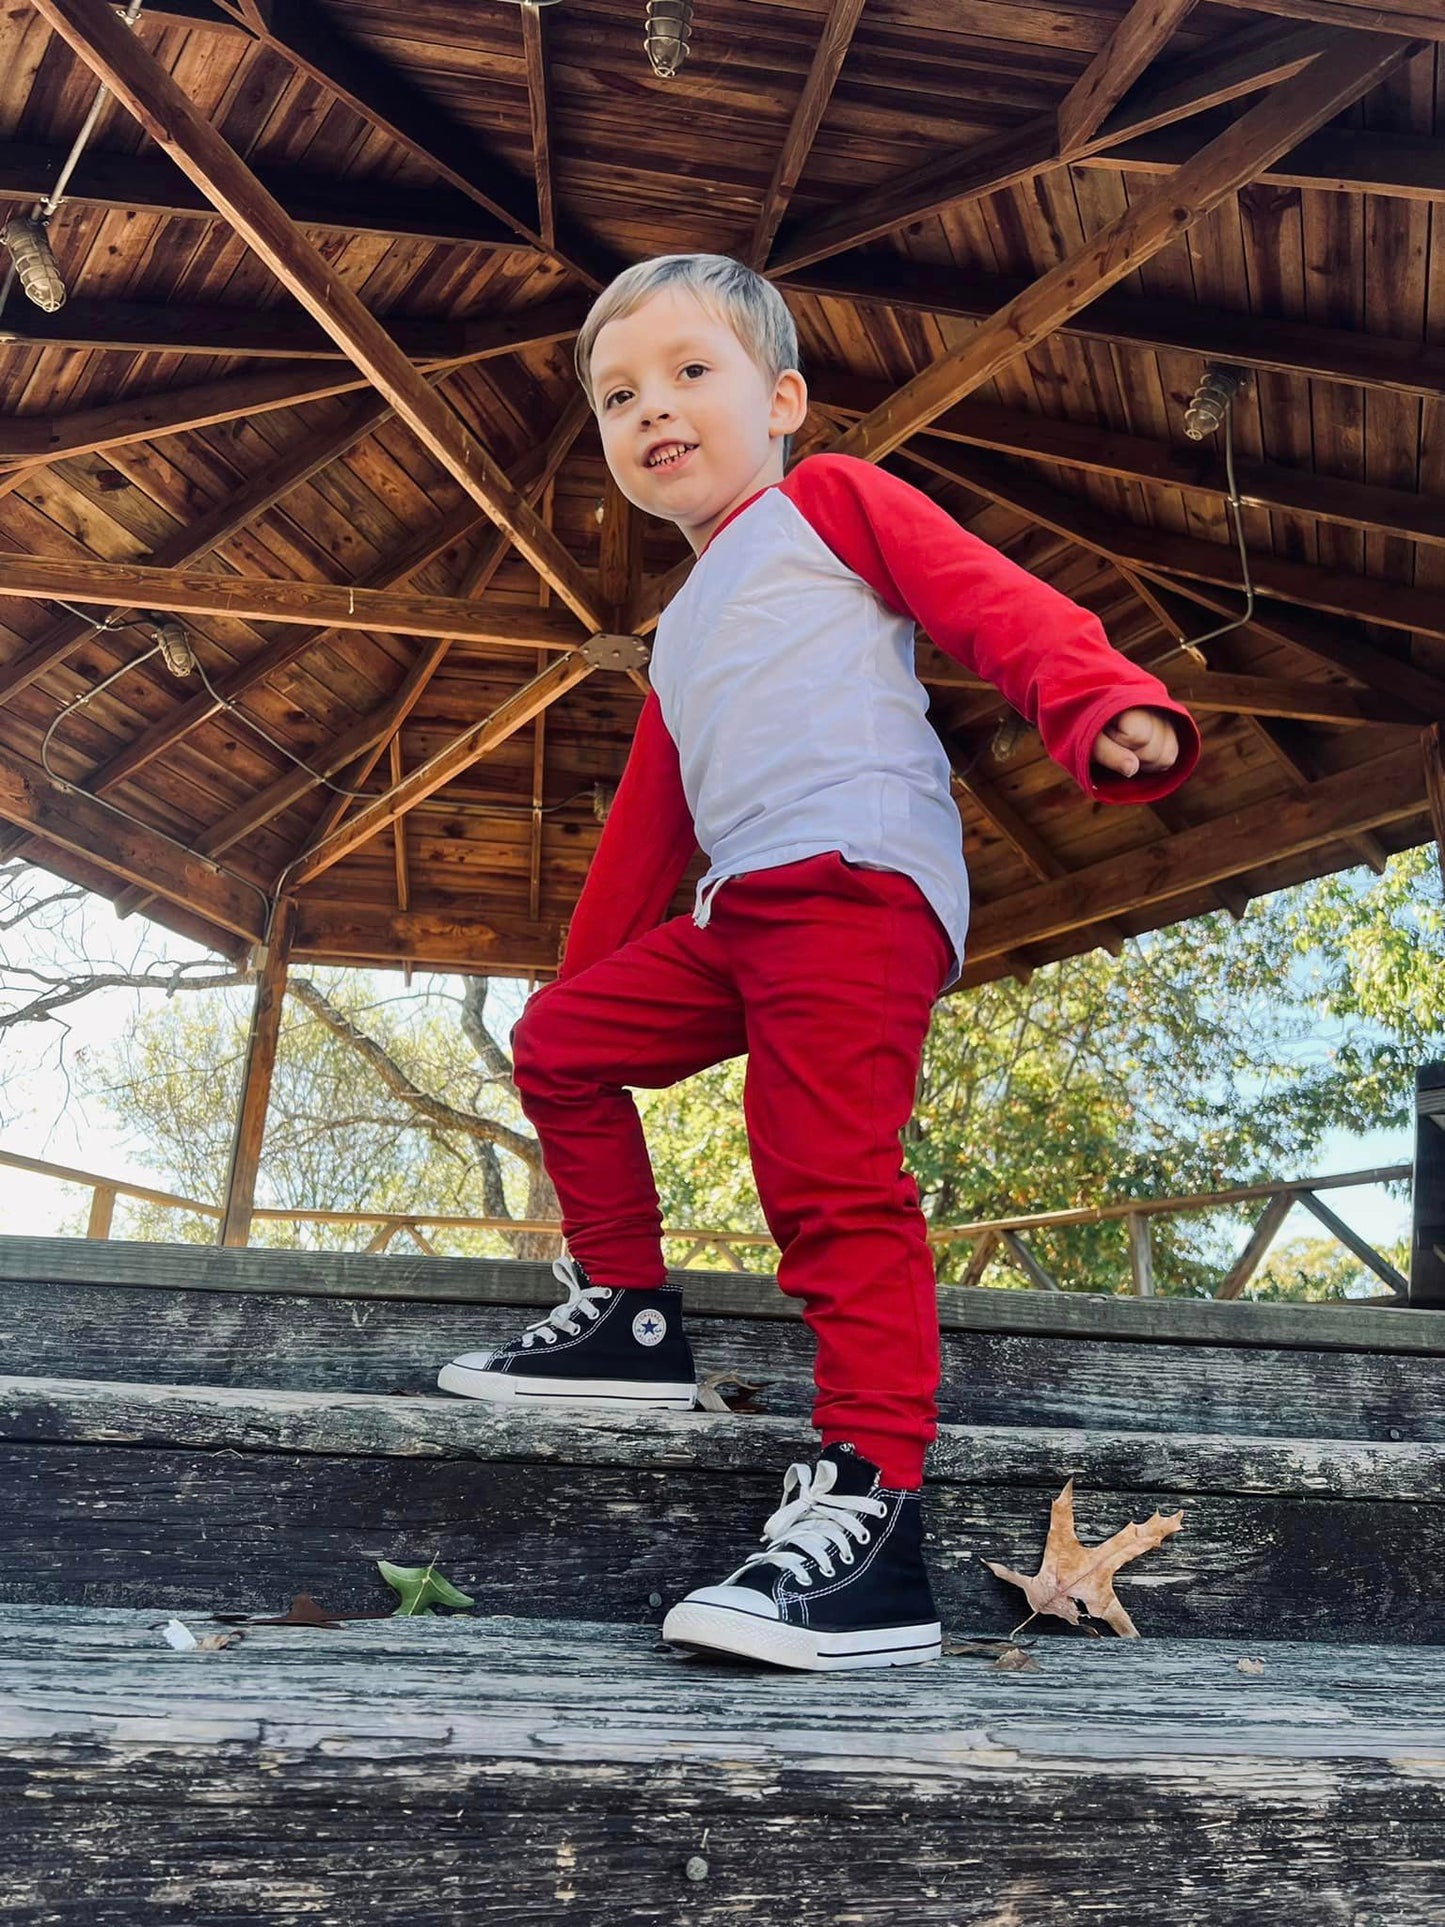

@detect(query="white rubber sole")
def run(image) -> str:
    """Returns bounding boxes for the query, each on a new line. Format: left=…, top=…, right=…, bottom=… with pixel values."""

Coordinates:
left=436, top=1362, right=698, bottom=1410
left=661, top=1599, right=943, bottom=1672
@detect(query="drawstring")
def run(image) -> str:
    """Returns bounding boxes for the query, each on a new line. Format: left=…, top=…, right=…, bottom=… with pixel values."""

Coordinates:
left=693, top=873, right=729, bottom=929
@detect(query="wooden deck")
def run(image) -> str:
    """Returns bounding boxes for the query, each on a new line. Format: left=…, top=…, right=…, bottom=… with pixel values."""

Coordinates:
left=3, top=1606, right=1444, bottom=1923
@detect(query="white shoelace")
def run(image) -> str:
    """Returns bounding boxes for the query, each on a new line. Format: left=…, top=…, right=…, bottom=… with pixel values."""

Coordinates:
left=517, top=1255, right=614, bottom=1348
left=734, top=1458, right=888, bottom=1588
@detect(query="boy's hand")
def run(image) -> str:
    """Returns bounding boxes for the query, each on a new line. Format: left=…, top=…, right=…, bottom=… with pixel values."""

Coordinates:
left=1091, top=707, right=1180, bottom=783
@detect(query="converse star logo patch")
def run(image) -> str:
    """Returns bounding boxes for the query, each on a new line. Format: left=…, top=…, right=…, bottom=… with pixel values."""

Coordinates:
left=632, top=1308, right=667, bottom=1347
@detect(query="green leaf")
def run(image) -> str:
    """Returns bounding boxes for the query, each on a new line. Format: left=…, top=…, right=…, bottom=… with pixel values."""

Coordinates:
left=377, top=1558, right=475, bottom=1617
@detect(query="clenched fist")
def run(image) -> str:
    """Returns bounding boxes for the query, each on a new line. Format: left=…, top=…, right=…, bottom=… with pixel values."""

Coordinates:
left=1091, top=707, right=1180, bottom=783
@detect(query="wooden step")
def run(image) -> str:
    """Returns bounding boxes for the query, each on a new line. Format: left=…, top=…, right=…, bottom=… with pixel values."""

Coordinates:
left=2, top=1604, right=1442, bottom=1925
left=4, top=1234, right=1444, bottom=1442
left=3, top=1375, right=1442, bottom=1643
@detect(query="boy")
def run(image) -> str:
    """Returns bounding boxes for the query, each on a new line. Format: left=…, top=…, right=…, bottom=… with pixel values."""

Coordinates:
left=438, top=254, right=1200, bottom=1672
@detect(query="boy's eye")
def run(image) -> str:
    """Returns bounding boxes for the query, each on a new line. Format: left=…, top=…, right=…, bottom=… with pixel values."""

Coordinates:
left=602, top=388, right=632, bottom=410
left=681, top=363, right=707, bottom=379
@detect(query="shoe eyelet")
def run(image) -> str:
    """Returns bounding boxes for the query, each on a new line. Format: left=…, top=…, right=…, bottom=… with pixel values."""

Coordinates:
left=856, top=1529, right=871, bottom=1545
left=839, top=1551, right=854, bottom=1567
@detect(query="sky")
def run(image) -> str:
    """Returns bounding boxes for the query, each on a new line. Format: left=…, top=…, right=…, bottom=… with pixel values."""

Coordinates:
left=0, top=875, right=1415, bottom=1273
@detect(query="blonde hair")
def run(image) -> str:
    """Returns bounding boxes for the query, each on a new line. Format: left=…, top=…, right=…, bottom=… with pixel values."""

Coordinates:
left=574, top=253, right=801, bottom=459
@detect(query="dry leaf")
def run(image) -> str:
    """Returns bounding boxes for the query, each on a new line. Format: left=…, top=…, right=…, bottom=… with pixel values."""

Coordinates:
left=993, top=1644, right=1040, bottom=1672
left=195, top=1632, right=240, bottom=1652
left=695, top=1370, right=767, bottom=1413
left=982, top=1478, right=1184, bottom=1638
left=1237, top=1656, right=1265, bottom=1675
left=943, top=1636, right=1038, bottom=1659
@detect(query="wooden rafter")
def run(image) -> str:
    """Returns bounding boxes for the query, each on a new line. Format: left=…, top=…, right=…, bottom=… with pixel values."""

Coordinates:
left=1224, top=1, right=1445, bottom=39
left=749, top=0, right=866, bottom=268
left=769, top=16, right=1334, bottom=272
left=0, top=136, right=521, bottom=249
left=828, top=33, right=1416, bottom=469
left=1084, top=119, right=1445, bottom=202
left=0, top=549, right=586, bottom=649
left=1057, top=0, right=1200, bottom=158
left=781, top=258, right=1445, bottom=408
left=1426, top=723, right=1445, bottom=898
left=285, top=652, right=597, bottom=889
left=31, top=0, right=606, bottom=632
left=952, top=769, right=1128, bottom=956
left=520, top=1, right=555, bottom=254
left=0, top=390, right=394, bottom=710
left=110, top=400, right=589, bottom=922
left=0, top=736, right=264, bottom=942
left=812, top=377, right=1445, bottom=555
left=903, top=440, right=1445, bottom=688
left=963, top=744, right=1426, bottom=969
left=226, top=0, right=616, bottom=288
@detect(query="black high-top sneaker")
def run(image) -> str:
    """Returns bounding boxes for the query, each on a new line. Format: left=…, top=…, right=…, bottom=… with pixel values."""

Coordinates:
left=436, top=1254, right=698, bottom=1410
left=661, top=1442, right=941, bottom=1671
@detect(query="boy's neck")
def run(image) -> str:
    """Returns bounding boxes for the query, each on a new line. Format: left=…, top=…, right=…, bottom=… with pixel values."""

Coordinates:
left=680, top=452, right=790, bottom=555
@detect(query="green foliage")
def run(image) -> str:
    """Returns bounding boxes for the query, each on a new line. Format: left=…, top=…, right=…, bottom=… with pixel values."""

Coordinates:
left=1245, top=1233, right=1411, bottom=1304
left=377, top=1558, right=475, bottom=1616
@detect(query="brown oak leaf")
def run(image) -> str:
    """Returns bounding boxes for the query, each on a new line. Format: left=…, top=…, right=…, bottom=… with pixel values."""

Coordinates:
left=982, top=1479, right=1184, bottom=1638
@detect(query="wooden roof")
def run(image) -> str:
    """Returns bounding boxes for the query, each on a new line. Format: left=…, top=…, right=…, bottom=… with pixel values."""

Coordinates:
left=0, top=0, right=1443, bottom=988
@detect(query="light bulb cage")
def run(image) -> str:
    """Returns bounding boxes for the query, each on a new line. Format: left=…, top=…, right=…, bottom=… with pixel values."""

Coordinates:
left=4, top=216, right=66, bottom=313
left=645, top=0, right=694, bottom=78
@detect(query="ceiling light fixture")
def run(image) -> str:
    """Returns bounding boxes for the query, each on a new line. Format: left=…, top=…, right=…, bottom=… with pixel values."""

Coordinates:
left=645, top=0, right=694, bottom=78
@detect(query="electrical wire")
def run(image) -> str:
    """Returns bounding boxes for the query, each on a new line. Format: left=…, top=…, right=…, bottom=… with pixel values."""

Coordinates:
left=1175, top=401, right=1257, bottom=650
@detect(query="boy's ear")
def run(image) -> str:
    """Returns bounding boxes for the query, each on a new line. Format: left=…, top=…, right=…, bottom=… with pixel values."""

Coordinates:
left=770, top=368, right=809, bottom=438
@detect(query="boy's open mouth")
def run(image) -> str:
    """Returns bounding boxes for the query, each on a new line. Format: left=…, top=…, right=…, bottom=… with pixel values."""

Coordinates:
left=645, top=441, right=697, bottom=471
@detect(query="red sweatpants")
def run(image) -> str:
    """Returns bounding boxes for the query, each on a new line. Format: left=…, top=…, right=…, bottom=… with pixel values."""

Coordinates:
left=510, top=851, right=954, bottom=1489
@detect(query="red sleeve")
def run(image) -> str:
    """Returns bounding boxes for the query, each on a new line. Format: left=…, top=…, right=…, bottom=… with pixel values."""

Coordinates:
left=780, top=453, right=1201, bottom=804
left=557, top=688, right=698, bottom=981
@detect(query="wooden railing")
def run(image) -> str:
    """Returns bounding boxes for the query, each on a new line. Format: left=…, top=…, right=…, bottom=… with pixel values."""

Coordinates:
left=0, top=1145, right=1412, bottom=1300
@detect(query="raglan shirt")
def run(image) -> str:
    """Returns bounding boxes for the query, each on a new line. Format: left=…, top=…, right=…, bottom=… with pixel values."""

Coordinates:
left=558, top=452, right=1201, bottom=990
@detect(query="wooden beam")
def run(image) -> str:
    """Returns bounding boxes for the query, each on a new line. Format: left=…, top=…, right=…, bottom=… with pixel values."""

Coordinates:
left=782, top=255, right=1445, bottom=406
left=0, top=136, right=520, bottom=248
left=1126, top=1211, right=1157, bottom=1297
left=952, top=767, right=1128, bottom=953
left=811, top=375, right=1445, bottom=553
left=1216, top=1192, right=1295, bottom=1298
left=218, top=895, right=295, bottom=1248
left=0, top=737, right=264, bottom=943
left=1224, top=1, right=1445, bottom=41
left=31, top=0, right=606, bottom=632
left=0, top=298, right=478, bottom=360
left=284, top=652, right=598, bottom=888
left=235, top=0, right=616, bottom=289
left=963, top=744, right=1426, bottom=966
left=291, top=902, right=565, bottom=977
left=1058, top=0, right=1200, bottom=158
left=1425, top=723, right=1445, bottom=898
left=828, top=32, right=1416, bottom=469
left=111, top=400, right=589, bottom=921
left=0, top=549, right=588, bottom=650
left=0, top=389, right=393, bottom=711
left=902, top=440, right=1445, bottom=708
left=769, top=16, right=1334, bottom=272
left=0, top=299, right=587, bottom=465
left=87, top=398, right=587, bottom=807
left=1084, top=119, right=1445, bottom=202
left=1163, top=672, right=1418, bottom=728
left=520, top=2, right=555, bottom=253
left=749, top=0, right=867, bottom=267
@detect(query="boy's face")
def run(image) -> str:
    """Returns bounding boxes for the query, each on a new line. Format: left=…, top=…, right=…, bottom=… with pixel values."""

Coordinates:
left=588, top=285, right=808, bottom=555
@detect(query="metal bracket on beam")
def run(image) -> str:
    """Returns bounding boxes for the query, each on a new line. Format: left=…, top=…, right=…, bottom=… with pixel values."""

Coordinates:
left=582, top=632, right=650, bottom=671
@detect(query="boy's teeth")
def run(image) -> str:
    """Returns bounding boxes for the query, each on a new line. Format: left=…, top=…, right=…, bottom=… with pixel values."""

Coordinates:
left=649, top=443, right=692, bottom=468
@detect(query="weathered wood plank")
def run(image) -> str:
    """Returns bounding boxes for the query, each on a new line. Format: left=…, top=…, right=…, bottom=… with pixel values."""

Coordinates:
left=0, top=1236, right=1438, bottom=1354
left=1, top=1424, right=1442, bottom=1639
left=2, top=1611, right=1442, bottom=1923
left=6, top=1278, right=1444, bottom=1442
left=7, top=1374, right=1443, bottom=1501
